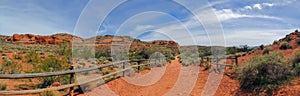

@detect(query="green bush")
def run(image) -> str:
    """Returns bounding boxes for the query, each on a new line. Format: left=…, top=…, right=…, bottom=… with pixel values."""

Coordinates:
left=226, top=47, right=237, bottom=55
left=279, top=41, right=292, bottom=50
left=285, top=36, right=292, bottom=42
left=4, top=59, right=12, bottom=66
left=0, top=83, right=6, bottom=90
left=294, top=64, right=300, bottom=76
left=296, top=38, right=300, bottom=45
left=292, top=50, right=300, bottom=67
left=40, top=91, right=61, bottom=96
left=262, top=47, right=272, bottom=55
left=0, top=66, right=4, bottom=74
left=238, top=52, right=292, bottom=91
left=26, top=51, right=40, bottom=63
left=292, top=50, right=300, bottom=76
left=273, top=40, right=278, bottom=45
left=9, top=68, right=20, bottom=74
left=14, top=54, right=23, bottom=60
left=41, top=56, right=63, bottom=72
left=38, top=77, right=57, bottom=88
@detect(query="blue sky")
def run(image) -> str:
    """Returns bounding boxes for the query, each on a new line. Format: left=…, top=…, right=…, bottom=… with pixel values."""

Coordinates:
left=0, top=0, right=299, bottom=46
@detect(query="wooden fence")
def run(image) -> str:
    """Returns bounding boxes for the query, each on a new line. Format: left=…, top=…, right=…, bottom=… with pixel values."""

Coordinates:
left=0, top=59, right=150, bottom=95
left=200, top=55, right=239, bottom=73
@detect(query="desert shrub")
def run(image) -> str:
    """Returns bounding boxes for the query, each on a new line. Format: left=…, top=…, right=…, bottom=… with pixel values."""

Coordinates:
left=41, top=56, right=63, bottom=72
left=292, top=50, right=300, bottom=76
left=0, top=83, right=6, bottom=90
left=27, top=51, right=40, bottom=63
left=279, top=41, right=292, bottom=50
left=294, top=64, right=300, bottom=76
left=285, top=36, right=292, bottom=42
left=0, top=66, right=4, bottom=74
left=238, top=52, right=292, bottom=91
left=14, top=54, right=23, bottom=60
left=4, top=59, right=12, bottom=66
left=38, top=77, right=57, bottom=88
left=203, top=63, right=211, bottom=71
left=273, top=40, right=278, bottom=45
left=40, top=91, right=61, bottom=96
left=259, top=44, right=264, bottom=50
left=296, top=38, right=300, bottom=45
left=226, top=47, right=237, bottom=55
left=101, top=70, right=110, bottom=75
left=38, top=75, right=69, bottom=88
left=262, top=47, right=272, bottom=55
left=9, top=68, right=20, bottom=74
left=292, top=50, right=300, bottom=68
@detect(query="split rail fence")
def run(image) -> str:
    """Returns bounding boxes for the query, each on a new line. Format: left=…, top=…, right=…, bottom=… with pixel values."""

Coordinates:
left=0, top=59, right=150, bottom=95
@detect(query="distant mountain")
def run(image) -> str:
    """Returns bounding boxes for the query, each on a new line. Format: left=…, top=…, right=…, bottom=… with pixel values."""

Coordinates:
left=2, top=33, right=83, bottom=44
left=1, top=33, right=180, bottom=49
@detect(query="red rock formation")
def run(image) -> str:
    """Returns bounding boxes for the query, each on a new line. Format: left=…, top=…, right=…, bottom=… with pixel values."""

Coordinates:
left=150, top=40, right=179, bottom=47
left=2, top=33, right=83, bottom=44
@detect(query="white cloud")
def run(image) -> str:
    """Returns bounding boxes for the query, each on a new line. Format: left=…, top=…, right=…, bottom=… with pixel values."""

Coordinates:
left=133, top=25, right=155, bottom=32
left=214, top=9, right=281, bottom=21
left=224, top=29, right=295, bottom=46
left=244, top=6, right=252, bottom=10
left=253, top=4, right=262, bottom=10
left=262, top=3, right=274, bottom=7
left=242, top=2, right=275, bottom=11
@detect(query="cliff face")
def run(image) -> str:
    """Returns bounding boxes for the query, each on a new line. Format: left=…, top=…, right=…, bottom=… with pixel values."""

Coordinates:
left=1, top=33, right=180, bottom=49
left=2, top=33, right=83, bottom=44
left=150, top=40, right=179, bottom=47
left=278, top=31, right=300, bottom=43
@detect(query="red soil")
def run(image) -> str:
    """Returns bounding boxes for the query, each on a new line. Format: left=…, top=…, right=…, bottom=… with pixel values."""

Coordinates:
left=78, top=53, right=300, bottom=96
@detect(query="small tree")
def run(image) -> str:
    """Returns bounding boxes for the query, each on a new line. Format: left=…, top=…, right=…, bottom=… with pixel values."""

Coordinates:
left=262, top=47, right=271, bottom=55
left=238, top=52, right=292, bottom=92
left=259, top=44, right=264, bottom=50
left=285, top=37, right=292, bottom=42
left=279, top=41, right=292, bottom=50
left=296, top=38, right=300, bottom=45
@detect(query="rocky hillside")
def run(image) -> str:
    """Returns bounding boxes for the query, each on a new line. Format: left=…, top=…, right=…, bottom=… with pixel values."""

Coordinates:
left=2, top=33, right=83, bottom=44
left=150, top=40, right=179, bottom=47
left=239, top=30, right=300, bottom=63
left=1, top=33, right=180, bottom=48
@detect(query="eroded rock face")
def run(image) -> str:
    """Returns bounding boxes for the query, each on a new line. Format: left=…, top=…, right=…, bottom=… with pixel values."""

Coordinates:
left=3, top=33, right=83, bottom=44
left=151, top=40, right=179, bottom=47
left=279, top=31, right=300, bottom=42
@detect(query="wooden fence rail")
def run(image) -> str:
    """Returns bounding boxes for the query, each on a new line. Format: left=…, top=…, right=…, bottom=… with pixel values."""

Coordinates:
left=0, top=59, right=150, bottom=95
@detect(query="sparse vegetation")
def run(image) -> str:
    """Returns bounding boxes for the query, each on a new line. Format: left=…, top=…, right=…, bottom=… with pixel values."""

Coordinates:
left=292, top=50, right=300, bottom=76
left=238, top=52, right=292, bottom=92
left=40, top=91, right=61, bottom=96
left=296, top=38, right=300, bottom=45
left=262, top=47, right=272, bottom=55
left=226, top=47, right=237, bottom=55
left=273, top=40, right=278, bottom=45
left=279, top=41, right=292, bottom=50
left=0, top=83, right=7, bottom=91
left=0, top=66, right=4, bottom=74
left=285, top=36, right=292, bottom=42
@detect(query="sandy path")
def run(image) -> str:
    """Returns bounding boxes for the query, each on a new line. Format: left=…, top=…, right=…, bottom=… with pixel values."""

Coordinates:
left=84, top=58, right=181, bottom=96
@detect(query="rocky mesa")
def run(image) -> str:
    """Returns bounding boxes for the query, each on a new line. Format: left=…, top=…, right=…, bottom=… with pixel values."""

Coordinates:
left=2, top=33, right=83, bottom=44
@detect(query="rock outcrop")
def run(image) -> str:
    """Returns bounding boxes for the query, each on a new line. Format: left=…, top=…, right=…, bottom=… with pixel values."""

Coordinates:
left=2, top=33, right=83, bottom=44
left=150, top=40, right=179, bottom=47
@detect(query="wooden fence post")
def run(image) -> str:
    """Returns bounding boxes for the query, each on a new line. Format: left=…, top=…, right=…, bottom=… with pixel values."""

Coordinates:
left=137, top=61, right=140, bottom=73
left=69, top=66, right=74, bottom=96
left=235, top=56, right=238, bottom=67
left=122, top=62, right=125, bottom=77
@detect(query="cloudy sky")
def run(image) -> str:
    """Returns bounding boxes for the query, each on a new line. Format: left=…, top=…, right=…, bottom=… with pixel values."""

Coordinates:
left=0, top=0, right=299, bottom=46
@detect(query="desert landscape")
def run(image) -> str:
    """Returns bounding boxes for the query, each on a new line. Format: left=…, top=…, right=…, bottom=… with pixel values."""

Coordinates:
left=0, top=30, right=300, bottom=96
left=1, top=0, right=300, bottom=96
